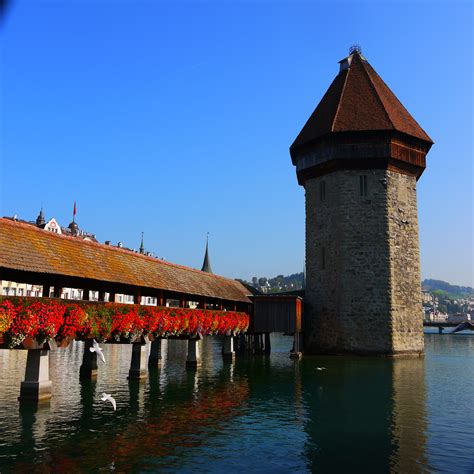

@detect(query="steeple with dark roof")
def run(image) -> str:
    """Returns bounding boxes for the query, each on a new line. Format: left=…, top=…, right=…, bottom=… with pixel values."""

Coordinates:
left=201, top=234, right=212, bottom=274
left=139, top=232, right=145, bottom=254
left=290, top=47, right=433, bottom=184
left=36, top=208, right=45, bottom=227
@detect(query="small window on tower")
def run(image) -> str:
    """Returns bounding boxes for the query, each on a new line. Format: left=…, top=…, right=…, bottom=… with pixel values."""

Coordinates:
left=360, top=175, right=368, bottom=197
left=320, top=180, right=326, bottom=201
left=321, top=247, right=326, bottom=270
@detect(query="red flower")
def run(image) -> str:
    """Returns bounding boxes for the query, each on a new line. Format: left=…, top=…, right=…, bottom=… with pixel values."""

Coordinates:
left=1, top=296, right=250, bottom=347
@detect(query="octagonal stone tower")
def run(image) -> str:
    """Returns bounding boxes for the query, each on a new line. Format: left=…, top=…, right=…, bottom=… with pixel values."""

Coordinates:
left=290, top=48, right=433, bottom=355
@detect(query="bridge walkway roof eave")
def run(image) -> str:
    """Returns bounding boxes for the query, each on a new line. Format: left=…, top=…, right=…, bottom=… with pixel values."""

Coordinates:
left=0, top=266, right=250, bottom=308
left=0, top=218, right=252, bottom=306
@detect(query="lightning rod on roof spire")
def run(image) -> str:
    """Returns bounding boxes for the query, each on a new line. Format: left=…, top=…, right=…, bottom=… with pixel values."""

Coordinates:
left=349, top=44, right=362, bottom=55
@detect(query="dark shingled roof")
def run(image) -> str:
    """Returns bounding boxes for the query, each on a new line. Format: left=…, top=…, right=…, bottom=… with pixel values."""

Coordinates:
left=201, top=240, right=212, bottom=274
left=291, top=51, right=433, bottom=152
left=0, top=218, right=251, bottom=303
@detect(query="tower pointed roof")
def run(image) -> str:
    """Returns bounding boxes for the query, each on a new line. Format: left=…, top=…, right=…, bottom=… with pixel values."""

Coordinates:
left=201, top=235, right=213, bottom=274
left=36, top=208, right=45, bottom=227
left=290, top=49, right=432, bottom=159
left=139, top=232, right=145, bottom=254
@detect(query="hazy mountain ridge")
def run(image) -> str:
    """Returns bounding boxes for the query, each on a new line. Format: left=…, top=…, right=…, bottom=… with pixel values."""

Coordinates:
left=243, top=272, right=304, bottom=293
left=243, top=274, right=473, bottom=298
left=422, top=279, right=474, bottom=298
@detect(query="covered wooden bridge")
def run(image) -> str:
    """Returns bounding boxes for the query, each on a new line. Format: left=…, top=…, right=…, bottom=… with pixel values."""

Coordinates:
left=0, top=217, right=253, bottom=401
left=0, top=218, right=251, bottom=311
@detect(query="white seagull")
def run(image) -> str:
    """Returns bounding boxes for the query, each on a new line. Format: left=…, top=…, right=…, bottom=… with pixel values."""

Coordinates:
left=89, top=339, right=106, bottom=364
left=316, top=367, right=327, bottom=371
left=101, top=393, right=116, bottom=411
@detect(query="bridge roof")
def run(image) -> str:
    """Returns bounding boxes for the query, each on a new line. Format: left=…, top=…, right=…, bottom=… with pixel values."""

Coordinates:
left=0, top=218, right=251, bottom=303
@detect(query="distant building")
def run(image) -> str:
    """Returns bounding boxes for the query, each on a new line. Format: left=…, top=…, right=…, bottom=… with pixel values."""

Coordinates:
left=422, top=292, right=432, bottom=304
left=1, top=282, right=42, bottom=297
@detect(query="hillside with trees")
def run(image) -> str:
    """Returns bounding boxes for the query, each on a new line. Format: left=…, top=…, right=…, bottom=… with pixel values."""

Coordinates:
left=243, top=274, right=473, bottom=299
left=422, top=279, right=474, bottom=299
left=244, top=272, right=304, bottom=294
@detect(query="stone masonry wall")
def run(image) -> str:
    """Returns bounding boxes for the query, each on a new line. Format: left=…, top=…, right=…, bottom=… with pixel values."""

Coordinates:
left=386, top=170, right=424, bottom=354
left=304, top=169, right=423, bottom=355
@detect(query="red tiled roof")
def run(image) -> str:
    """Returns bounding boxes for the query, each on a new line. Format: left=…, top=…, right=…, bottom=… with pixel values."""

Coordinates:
left=0, top=218, right=251, bottom=303
left=291, top=52, right=433, bottom=151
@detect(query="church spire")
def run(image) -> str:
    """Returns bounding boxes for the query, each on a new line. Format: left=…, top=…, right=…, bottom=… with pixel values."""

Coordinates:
left=36, top=207, right=45, bottom=227
left=201, top=233, right=213, bottom=273
left=139, top=232, right=145, bottom=254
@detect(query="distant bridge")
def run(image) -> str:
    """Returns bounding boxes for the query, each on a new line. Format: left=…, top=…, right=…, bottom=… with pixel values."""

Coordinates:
left=423, top=321, right=467, bottom=334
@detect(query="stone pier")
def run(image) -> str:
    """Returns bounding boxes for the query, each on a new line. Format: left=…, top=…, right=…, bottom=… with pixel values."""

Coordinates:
left=186, top=339, right=201, bottom=368
left=19, top=349, right=52, bottom=402
left=128, top=342, right=148, bottom=380
left=222, top=336, right=235, bottom=361
left=148, top=338, right=162, bottom=367
left=79, top=340, right=98, bottom=379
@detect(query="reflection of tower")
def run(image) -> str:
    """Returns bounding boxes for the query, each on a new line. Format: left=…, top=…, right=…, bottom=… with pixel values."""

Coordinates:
left=390, top=358, right=427, bottom=471
left=290, top=48, right=433, bottom=355
left=302, top=359, right=394, bottom=471
left=301, top=357, right=427, bottom=471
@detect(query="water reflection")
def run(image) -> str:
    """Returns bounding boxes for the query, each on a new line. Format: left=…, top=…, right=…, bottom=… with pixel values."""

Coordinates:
left=390, top=358, right=427, bottom=472
left=0, top=335, right=473, bottom=472
left=301, top=357, right=395, bottom=472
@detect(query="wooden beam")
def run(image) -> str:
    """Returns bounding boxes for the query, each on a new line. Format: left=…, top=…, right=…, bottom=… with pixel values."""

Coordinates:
left=134, top=288, right=141, bottom=305
left=158, top=290, right=164, bottom=307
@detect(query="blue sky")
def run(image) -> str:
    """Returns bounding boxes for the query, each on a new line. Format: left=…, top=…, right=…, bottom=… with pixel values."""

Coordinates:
left=1, top=0, right=472, bottom=286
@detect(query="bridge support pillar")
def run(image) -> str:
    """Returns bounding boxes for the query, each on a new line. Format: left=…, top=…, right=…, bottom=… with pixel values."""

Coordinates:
left=264, top=333, right=271, bottom=355
left=19, top=349, right=52, bottom=402
left=186, top=339, right=201, bottom=369
left=148, top=338, right=162, bottom=367
left=290, top=332, right=302, bottom=360
left=253, top=334, right=263, bottom=354
left=80, top=340, right=98, bottom=379
left=128, top=343, right=148, bottom=380
left=222, top=336, right=235, bottom=361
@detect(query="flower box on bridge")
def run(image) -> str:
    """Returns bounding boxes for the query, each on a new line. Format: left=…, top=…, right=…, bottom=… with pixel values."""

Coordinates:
left=0, top=297, right=250, bottom=349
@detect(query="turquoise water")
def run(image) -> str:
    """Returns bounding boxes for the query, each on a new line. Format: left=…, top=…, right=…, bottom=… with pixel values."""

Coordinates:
left=0, top=333, right=473, bottom=473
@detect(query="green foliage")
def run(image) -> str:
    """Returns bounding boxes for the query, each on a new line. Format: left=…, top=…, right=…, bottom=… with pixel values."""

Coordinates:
left=422, top=279, right=474, bottom=299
